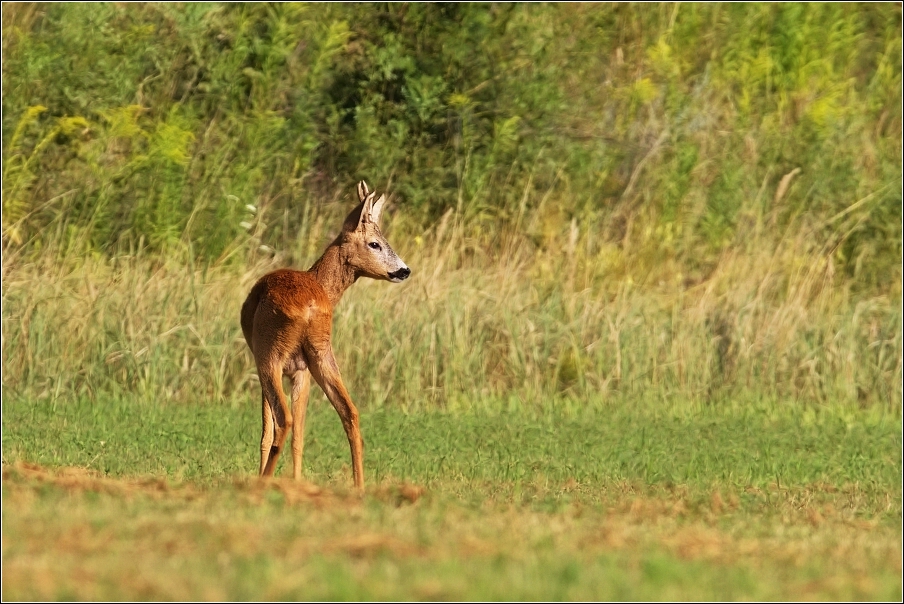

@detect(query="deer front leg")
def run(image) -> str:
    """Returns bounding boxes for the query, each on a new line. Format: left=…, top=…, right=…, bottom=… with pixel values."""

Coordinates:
left=307, top=348, right=365, bottom=489
left=290, top=369, right=312, bottom=480
left=259, top=368, right=293, bottom=477
left=260, top=393, right=275, bottom=475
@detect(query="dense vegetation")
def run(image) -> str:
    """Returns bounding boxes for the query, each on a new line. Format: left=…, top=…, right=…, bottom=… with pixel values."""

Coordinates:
left=2, top=3, right=901, bottom=408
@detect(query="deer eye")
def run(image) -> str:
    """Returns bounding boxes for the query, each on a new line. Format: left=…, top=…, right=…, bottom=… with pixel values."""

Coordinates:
left=368, top=241, right=381, bottom=251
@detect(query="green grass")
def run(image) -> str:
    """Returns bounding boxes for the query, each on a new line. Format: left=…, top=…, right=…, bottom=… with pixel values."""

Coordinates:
left=3, top=394, right=901, bottom=600
left=3, top=395, right=900, bottom=506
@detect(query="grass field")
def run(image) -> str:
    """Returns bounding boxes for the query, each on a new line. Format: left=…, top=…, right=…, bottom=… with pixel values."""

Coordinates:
left=3, top=394, right=901, bottom=600
left=2, top=3, right=901, bottom=601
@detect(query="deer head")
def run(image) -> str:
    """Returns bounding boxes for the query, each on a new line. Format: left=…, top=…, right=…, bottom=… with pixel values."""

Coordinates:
left=339, top=181, right=411, bottom=283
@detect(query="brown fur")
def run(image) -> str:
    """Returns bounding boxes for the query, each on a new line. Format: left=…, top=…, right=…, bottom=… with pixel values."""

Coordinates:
left=240, top=181, right=410, bottom=489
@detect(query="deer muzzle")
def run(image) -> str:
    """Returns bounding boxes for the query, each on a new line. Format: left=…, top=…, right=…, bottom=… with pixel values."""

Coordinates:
left=388, top=267, right=411, bottom=282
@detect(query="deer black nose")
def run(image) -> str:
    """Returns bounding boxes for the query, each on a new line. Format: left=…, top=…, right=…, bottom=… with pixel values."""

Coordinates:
left=389, top=267, right=411, bottom=281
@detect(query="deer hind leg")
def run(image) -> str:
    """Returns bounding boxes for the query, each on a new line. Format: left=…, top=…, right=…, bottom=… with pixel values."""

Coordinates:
left=289, top=369, right=311, bottom=480
left=259, top=367, right=293, bottom=477
left=307, top=347, right=364, bottom=489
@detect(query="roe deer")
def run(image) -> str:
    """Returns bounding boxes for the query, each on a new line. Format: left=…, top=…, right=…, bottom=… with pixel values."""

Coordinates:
left=240, top=181, right=410, bottom=489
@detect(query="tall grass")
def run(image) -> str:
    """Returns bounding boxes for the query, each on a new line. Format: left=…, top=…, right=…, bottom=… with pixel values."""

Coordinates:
left=2, top=207, right=900, bottom=411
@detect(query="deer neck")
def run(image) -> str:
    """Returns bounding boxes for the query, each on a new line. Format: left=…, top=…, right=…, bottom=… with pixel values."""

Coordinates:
left=308, top=242, right=357, bottom=306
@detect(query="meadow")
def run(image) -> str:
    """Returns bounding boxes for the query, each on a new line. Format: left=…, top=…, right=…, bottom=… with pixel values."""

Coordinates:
left=2, top=3, right=902, bottom=601
left=3, top=239, right=901, bottom=600
left=3, top=396, right=902, bottom=600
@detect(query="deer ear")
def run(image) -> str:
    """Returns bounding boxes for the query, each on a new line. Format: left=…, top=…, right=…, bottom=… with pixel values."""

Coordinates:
left=343, top=188, right=376, bottom=232
left=369, top=194, right=386, bottom=225
left=343, top=192, right=376, bottom=232
left=359, top=192, right=376, bottom=228
left=357, top=180, right=370, bottom=203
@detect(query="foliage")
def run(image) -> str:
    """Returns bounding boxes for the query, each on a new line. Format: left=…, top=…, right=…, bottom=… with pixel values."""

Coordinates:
left=1, top=2, right=900, bottom=412
left=1, top=3, right=900, bottom=289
